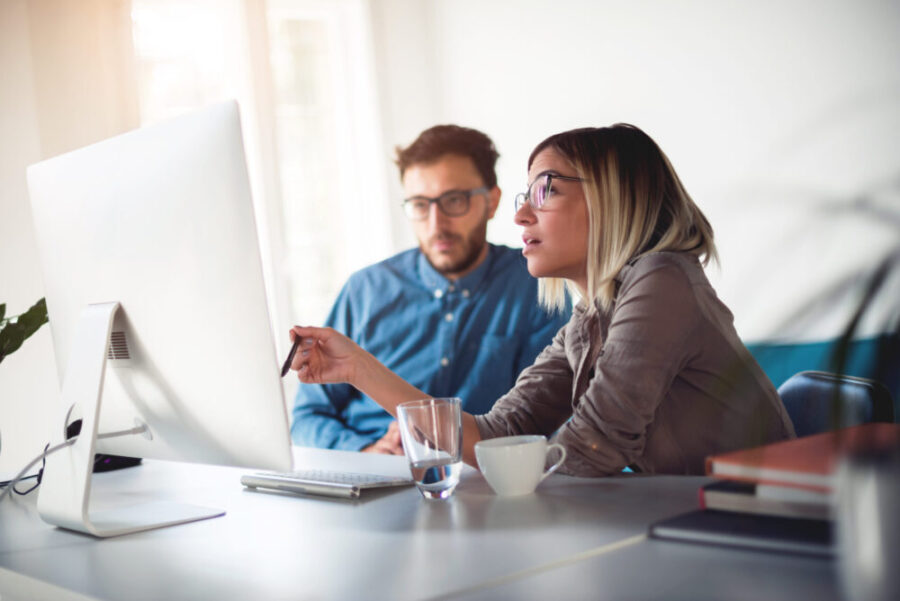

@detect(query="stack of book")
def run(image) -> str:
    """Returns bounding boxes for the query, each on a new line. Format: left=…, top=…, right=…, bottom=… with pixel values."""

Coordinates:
left=649, top=422, right=900, bottom=556
left=702, top=422, right=900, bottom=519
left=699, top=480, right=829, bottom=519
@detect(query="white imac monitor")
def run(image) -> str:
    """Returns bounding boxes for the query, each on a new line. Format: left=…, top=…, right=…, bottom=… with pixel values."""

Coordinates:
left=27, top=100, right=293, bottom=537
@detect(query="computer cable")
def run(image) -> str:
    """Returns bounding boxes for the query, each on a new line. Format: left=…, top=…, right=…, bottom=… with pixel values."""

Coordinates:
left=0, top=420, right=148, bottom=504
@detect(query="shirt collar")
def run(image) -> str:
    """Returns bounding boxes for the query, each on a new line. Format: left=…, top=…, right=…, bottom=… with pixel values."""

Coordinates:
left=575, top=255, right=641, bottom=316
left=417, top=244, right=495, bottom=293
left=614, top=253, right=645, bottom=285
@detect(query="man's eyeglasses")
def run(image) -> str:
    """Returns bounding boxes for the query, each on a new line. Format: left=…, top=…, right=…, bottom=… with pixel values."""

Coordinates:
left=402, top=187, right=489, bottom=221
left=514, top=173, right=583, bottom=212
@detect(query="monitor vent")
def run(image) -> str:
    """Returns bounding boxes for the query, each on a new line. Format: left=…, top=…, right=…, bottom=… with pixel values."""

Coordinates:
left=107, top=331, right=131, bottom=360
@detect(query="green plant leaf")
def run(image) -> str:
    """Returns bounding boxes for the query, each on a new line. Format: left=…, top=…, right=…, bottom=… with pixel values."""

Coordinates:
left=0, top=298, right=48, bottom=365
left=16, top=298, right=48, bottom=338
left=0, top=321, right=26, bottom=357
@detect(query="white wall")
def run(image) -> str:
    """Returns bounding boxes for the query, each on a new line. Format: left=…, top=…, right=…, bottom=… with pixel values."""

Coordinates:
left=0, top=0, right=139, bottom=474
left=369, top=0, right=442, bottom=250
left=371, top=0, right=900, bottom=339
left=0, top=1, right=55, bottom=475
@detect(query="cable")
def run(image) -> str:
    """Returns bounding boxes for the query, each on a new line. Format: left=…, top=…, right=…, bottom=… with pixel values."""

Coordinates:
left=11, top=442, right=50, bottom=495
left=0, top=439, right=73, bottom=504
left=0, top=422, right=148, bottom=504
left=97, top=424, right=148, bottom=440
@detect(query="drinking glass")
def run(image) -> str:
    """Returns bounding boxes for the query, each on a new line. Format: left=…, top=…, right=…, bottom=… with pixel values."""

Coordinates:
left=397, top=397, right=463, bottom=500
left=836, top=448, right=900, bottom=601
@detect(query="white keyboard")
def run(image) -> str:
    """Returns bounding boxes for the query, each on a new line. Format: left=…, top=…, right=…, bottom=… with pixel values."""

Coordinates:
left=241, top=469, right=413, bottom=499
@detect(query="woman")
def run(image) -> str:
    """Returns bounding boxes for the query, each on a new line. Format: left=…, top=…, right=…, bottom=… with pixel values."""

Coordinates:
left=290, top=124, right=795, bottom=476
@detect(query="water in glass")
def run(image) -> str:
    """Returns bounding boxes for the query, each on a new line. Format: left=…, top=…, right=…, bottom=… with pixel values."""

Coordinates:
left=410, top=458, right=462, bottom=499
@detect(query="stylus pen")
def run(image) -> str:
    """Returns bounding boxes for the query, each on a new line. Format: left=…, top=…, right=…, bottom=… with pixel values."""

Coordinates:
left=281, top=337, right=302, bottom=377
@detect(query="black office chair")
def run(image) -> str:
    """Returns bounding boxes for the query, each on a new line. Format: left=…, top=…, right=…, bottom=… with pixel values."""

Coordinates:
left=777, top=370, right=894, bottom=438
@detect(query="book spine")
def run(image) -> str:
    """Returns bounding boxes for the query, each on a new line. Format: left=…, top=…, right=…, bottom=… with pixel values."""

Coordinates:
left=707, top=473, right=831, bottom=494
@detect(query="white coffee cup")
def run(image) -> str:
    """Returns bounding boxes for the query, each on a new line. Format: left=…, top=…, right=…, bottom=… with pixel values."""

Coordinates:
left=474, top=435, right=567, bottom=496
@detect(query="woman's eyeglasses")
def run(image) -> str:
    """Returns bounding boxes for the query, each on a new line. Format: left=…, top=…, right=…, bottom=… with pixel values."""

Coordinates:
left=514, top=173, right=583, bottom=212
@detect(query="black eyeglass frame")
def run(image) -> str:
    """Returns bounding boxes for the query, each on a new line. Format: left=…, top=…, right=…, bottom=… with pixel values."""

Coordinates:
left=514, top=173, right=584, bottom=212
left=402, top=187, right=490, bottom=220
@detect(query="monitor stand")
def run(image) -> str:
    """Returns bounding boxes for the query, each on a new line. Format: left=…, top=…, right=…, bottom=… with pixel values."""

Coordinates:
left=36, top=302, right=225, bottom=538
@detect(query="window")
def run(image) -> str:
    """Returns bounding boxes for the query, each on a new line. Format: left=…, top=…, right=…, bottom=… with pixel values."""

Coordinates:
left=131, top=0, right=391, bottom=366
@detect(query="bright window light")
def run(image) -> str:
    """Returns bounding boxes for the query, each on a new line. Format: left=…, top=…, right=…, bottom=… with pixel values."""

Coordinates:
left=130, top=0, right=391, bottom=356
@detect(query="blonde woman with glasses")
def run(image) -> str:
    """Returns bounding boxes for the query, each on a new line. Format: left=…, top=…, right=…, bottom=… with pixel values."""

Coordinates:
left=288, top=124, right=795, bottom=476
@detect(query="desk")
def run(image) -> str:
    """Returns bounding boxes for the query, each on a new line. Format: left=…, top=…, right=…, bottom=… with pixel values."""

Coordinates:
left=0, top=448, right=837, bottom=600
left=453, top=525, right=839, bottom=600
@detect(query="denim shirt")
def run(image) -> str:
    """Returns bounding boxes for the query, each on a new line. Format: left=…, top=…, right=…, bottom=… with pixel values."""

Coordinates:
left=475, top=252, right=795, bottom=476
left=291, top=244, right=571, bottom=450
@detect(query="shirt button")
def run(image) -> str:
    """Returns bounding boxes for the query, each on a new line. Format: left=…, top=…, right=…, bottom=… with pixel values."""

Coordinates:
left=448, top=285, right=456, bottom=292
left=444, top=313, right=454, bottom=322
left=440, top=357, right=450, bottom=367
left=434, top=289, right=443, bottom=299
left=462, top=289, right=470, bottom=298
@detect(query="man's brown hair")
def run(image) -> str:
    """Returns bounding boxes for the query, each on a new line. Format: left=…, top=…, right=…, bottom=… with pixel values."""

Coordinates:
left=395, top=125, right=499, bottom=188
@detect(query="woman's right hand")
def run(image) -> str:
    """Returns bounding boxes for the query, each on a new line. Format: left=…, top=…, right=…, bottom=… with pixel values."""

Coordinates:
left=289, top=326, right=436, bottom=424
left=288, top=326, right=367, bottom=387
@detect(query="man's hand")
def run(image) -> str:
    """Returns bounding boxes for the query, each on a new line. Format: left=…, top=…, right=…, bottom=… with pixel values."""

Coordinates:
left=361, top=421, right=403, bottom=455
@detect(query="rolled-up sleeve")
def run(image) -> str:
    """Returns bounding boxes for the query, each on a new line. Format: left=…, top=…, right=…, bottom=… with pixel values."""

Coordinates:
left=555, top=261, right=701, bottom=475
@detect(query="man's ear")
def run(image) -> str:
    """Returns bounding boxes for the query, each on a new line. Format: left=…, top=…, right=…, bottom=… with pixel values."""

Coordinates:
left=486, top=186, right=501, bottom=220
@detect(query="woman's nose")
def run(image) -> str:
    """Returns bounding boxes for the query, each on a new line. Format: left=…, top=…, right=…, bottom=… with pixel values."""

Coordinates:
left=514, top=202, right=536, bottom=226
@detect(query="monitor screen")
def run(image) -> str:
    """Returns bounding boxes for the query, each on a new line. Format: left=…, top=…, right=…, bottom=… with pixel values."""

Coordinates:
left=27, top=101, right=293, bottom=535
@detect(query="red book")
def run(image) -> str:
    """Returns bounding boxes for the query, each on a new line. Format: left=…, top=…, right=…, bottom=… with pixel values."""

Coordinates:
left=704, top=423, right=900, bottom=492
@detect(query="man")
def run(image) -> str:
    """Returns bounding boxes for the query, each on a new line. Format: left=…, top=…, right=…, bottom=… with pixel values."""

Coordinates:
left=291, top=125, right=570, bottom=453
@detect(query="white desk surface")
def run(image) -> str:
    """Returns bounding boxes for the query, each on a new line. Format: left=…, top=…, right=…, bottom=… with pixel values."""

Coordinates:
left=0, top=447, right=837, bottom=601
left=453, top=525, right=839, bottom=601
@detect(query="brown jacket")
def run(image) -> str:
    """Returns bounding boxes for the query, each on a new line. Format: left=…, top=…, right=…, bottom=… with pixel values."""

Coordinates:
left=475, top=252, right=795, bottom=476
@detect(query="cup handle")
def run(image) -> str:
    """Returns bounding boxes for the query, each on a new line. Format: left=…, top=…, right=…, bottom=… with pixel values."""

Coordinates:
left=539, top=443, right=567, bottom=483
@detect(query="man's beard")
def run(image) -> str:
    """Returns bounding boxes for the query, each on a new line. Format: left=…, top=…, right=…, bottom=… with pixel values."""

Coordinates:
left=423, top=228, right=487, bottom=277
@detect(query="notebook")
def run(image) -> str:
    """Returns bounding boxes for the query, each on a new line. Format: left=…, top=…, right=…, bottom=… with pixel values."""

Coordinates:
left=241, top=469, right=413, bottom=499
left=699, top=480, right=831, bottom=520
left=648, top=509, right=833, bottom=557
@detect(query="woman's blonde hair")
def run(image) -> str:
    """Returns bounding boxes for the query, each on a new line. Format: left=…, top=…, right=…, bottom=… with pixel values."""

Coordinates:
left=529, top=124, right=718, bottom=313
